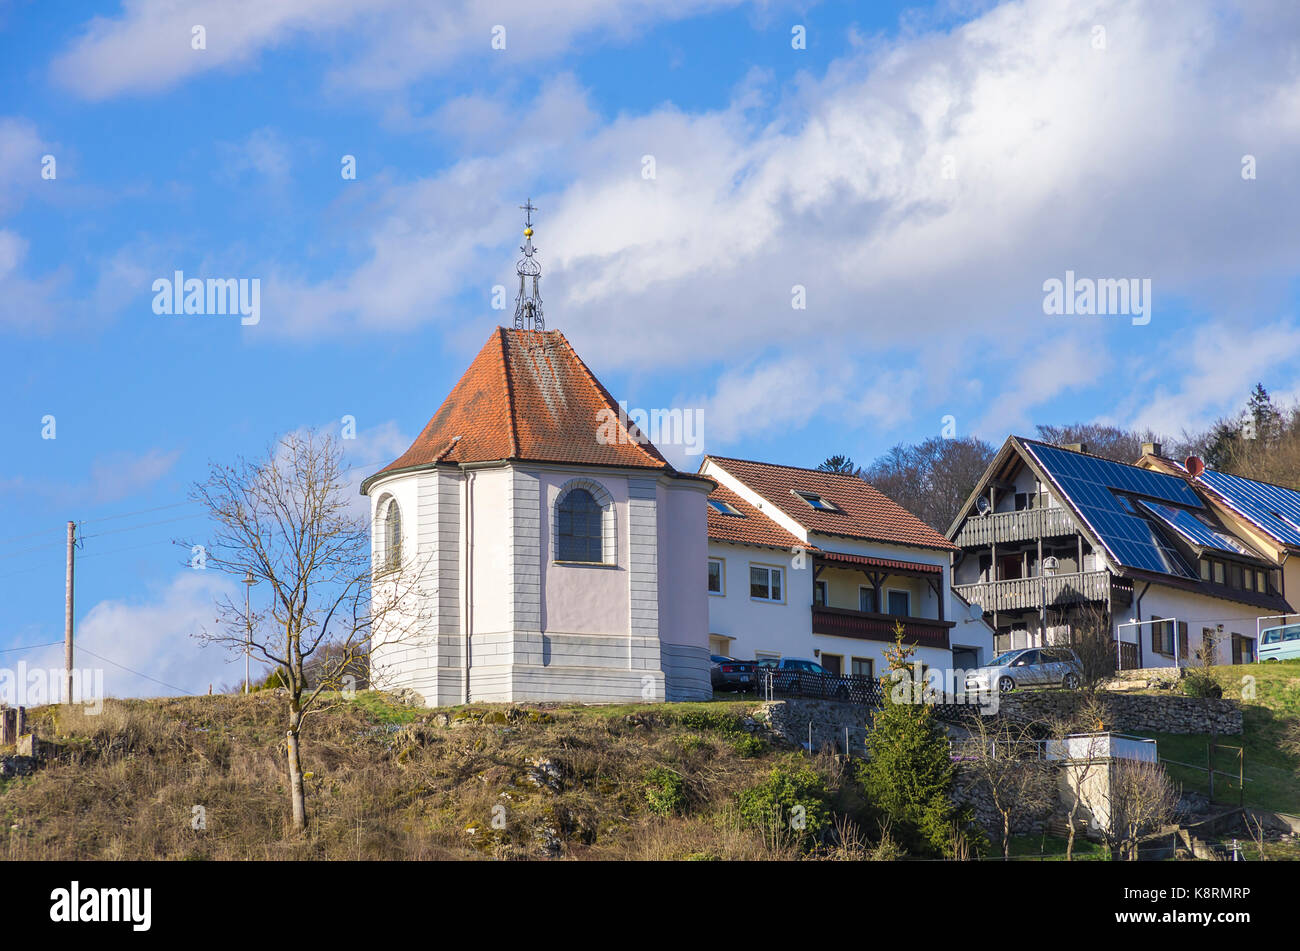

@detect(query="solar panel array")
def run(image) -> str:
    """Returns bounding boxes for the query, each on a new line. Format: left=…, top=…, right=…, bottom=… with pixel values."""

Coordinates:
left=1024, top=442, right=1200, bottom=578
left=1199, top=469, right=1300, bottom=547
left=1136, top=500, right=1255, bottom=556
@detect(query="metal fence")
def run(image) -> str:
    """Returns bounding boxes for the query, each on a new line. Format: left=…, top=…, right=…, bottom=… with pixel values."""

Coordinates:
left=758, top=669, right=884, bottom=707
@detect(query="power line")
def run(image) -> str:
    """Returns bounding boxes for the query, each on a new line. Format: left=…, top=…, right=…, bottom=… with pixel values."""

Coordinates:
left=81, top=513, right=204, bottom=540
left=81, top=500, right=202, bottom=525
left=0, top=640, right=63, bottom=655
left=77, top=646, right=195, bottom=696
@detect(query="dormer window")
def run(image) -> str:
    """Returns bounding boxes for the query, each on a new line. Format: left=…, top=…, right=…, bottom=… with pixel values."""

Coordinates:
left=794, top=490, right=840, bottom=512
left=708, top=498, right=744, bottom=517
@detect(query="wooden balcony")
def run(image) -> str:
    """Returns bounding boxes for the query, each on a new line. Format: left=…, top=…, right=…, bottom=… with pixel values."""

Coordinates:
left=954, top=569, right=1121, bottom=614
left=811, top=605, right=953, bottom=650
left=953, top=506, right=1079, bottom=547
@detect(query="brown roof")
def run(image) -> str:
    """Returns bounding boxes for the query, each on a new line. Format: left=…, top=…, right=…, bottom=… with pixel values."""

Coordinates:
left=365, top=328, right=674, bottom=488
left=707, top=484, right=808, bottom=550
left=704, top=456, right=958, bottom=552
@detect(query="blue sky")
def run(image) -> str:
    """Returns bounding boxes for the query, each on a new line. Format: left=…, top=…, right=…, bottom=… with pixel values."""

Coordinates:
left=2, top=0, right=1299, bottom=695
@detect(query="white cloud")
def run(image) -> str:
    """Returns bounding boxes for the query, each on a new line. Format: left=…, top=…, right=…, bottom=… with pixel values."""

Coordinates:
left=21, top=572, right=239, bottom=699
left=50, top=0, right=743, bottom=100
left=239, top=0, right=1300, bottom=446
left=1122, top=320, right=1300, bottom=436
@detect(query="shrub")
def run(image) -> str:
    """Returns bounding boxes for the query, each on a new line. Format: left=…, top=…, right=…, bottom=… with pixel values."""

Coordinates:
left=675, top=709, right=744, bottom=735
left=642, top=767, right=687, bottom=817
left=1182, top=669, right=1223, bottom=699
left=731, top=734, right=768, bottom=758
left=736, top=757, right=831, bottom=850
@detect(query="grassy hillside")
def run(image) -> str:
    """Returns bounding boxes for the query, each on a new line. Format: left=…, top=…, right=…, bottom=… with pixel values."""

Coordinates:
left=0, top=692, right=882, bottom=861
left=1131, top=660, right=1300, bottom=814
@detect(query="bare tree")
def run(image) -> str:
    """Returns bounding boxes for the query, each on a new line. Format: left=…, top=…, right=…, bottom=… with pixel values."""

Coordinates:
left=863, top=436, right=996, bottom=530
left=958, top=714, right=1057, bottom=859
left=1067, top=605, right=1118, bottom=694
left=187, top=429, right=430, bottom=831
left=1101, top=759, right=1181, bottom=860
left=1047, top=694, right=1113, bottom=860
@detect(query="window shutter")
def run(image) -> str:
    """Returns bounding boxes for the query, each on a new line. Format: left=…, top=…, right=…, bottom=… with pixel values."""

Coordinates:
left=1178, top=621, right=1189, bottom=657
left=1150, top=617, right=1162, bottom=654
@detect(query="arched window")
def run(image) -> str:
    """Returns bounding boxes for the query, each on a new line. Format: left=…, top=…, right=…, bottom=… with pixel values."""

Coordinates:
left=383, top=498, right=402, bottom=569
left=557, top=489, right=603, bottom=562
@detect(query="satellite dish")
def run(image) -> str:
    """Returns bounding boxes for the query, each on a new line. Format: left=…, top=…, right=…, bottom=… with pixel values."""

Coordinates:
left=968, top=602, right=984, bottom=620
left=1185, top=456, right=1205, bottom=478
left=976, top=497, right=991, bottom=516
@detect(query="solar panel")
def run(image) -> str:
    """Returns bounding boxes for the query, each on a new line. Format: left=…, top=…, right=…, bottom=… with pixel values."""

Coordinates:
left=1136, top=500, right=1256, bottom=556
left=1199, top=469, right=1300, bottom=547
left=1024, top=442, right=1200, bottom=578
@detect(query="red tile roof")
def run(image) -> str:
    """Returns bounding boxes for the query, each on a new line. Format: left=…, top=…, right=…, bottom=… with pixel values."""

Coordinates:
left=365, top=328, right=675, bottom=487
left=707, top=484, right=808, bottom=550
left=704, top=456, right=958, bottom=552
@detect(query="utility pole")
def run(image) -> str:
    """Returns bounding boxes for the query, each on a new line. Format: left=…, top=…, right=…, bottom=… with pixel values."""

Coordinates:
left=64, top=520, right=75, bottom=706
left=243, top=570, right=257, bottom=694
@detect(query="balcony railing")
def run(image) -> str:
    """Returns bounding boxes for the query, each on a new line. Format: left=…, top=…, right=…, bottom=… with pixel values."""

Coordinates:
left=954, top=569, right=1119, bottom=614
left=953, top=506, right=1079, bottom=547
left=811, top=606, right=953, bottom=650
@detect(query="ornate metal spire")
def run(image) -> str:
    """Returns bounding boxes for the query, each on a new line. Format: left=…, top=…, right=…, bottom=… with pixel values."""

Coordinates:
left=513, top=198, right=544, bottom=333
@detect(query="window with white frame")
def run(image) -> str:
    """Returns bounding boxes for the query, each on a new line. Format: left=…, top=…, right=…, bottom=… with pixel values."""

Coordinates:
left=793, top=490, right=840, bottom=512
left=750, top=564, right=783, bottom=602
left=553, top=479, right=615, bottom=565
left=380, top=496, right=402, bottom=570
left=708, top=558, right=725, bottom=595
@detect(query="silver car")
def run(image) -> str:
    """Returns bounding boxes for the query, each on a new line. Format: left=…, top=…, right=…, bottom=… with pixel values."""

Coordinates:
left=965, top=647, right=1082, bottom=693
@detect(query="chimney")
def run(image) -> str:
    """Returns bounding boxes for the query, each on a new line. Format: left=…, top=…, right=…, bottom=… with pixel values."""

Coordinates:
left=1141, top=441, right=1163, bottom=458
left=1062, top=442, right=1087, bottom=454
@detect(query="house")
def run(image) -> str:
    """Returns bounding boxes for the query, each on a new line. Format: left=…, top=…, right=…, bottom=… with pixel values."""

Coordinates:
left=700, top=456, right=994, bottom=681
left=1137, top=444, right=1300, bottom=659
left=359, top=323, right=717, bottom=704
left=948, top=437, right=1288, bottom=667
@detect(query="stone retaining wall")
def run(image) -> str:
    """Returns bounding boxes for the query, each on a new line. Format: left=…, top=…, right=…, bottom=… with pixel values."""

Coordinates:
left=755, top=699, right=869, bottom=756
left=995, top=691, right=1242, bottom=735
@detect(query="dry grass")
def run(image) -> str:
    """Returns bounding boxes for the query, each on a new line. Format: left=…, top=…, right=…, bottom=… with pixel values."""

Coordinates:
left=0, top=692, right=850, bottom=861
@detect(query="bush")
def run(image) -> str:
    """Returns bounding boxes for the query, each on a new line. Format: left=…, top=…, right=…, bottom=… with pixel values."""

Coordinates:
left=1182, top=669, right=1223, bottom=699
left=731, top=734, right=768, bottom=758
left=642, top=767, right=687, bottom=817
left=736, top=757, right=831, bottom=850
left=675, top=709, right=745, bottom=735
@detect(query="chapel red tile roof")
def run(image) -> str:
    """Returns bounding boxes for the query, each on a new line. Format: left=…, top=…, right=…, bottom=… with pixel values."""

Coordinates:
left=703, top=456, right=959, bottom=552
left=365, top=328, right=675, bottom=488
left=706, top=484, right=808, bottom=550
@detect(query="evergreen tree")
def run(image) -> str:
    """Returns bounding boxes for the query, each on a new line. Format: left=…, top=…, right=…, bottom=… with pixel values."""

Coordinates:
left=859, top=626, right=963, bottom=856
left=817, top=454, right=858, bottom=474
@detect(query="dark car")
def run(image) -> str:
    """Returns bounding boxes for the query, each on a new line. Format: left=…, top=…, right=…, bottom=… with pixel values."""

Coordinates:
left=710, top=655, right=757, bottom=692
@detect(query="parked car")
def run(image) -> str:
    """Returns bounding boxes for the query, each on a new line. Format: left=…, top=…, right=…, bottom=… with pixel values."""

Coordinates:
left=710, top=656, right=758, bottom=692
left=755, top=657, right=851, bottom=699
left=964, top=647, right=1082, bottom=693
left=1259, top=623, right=1300, bottom=662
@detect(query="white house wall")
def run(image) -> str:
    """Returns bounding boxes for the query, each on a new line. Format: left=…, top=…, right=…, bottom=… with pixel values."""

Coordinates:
left=1128, top=582, right=1267, bottom=666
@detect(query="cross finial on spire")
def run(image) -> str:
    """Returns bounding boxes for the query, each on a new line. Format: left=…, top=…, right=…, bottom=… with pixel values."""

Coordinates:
left=513, top=198, right=544, bottom=335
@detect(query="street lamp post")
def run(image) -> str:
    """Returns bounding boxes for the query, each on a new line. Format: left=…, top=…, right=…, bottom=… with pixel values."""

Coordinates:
left=242, top=570, right=257, bottom=694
